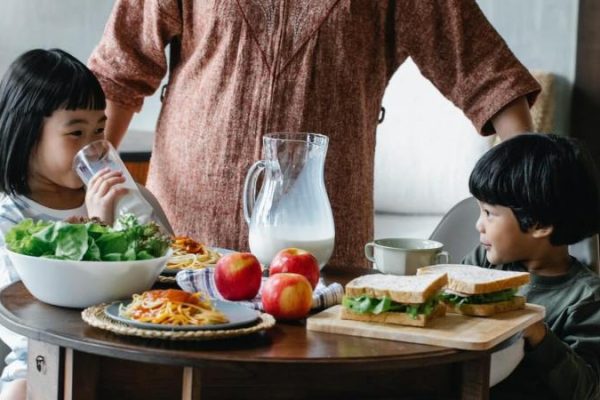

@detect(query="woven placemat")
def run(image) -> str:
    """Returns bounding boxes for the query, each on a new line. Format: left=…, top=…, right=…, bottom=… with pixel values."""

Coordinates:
left=81, top=304, right=276, bottom=341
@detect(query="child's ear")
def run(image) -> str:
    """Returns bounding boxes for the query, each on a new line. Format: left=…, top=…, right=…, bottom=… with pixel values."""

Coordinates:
left=531, top=224, right=553, bottom=239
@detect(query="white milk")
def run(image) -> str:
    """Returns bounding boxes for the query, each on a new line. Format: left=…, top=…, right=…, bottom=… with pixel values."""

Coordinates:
left=73, top=139, right=155, bottom=226
left=249, top=230, right=335, bottom=269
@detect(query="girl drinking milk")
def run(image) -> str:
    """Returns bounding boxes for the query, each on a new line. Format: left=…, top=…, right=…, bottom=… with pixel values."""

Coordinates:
left=0, top=48, right=133, bottom=399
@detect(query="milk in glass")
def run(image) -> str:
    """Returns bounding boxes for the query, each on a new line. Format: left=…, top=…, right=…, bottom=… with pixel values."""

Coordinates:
left=73, top=139, right=154, bottom=225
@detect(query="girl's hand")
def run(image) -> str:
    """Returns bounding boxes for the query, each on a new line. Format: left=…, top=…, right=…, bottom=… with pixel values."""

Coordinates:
left=85, top=168, right=127, bottom=225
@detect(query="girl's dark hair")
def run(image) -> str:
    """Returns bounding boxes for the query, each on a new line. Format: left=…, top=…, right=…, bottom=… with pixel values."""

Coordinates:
left=469, top=133, right=600, bottom=246
left=0, top=48, right=105, bottom=195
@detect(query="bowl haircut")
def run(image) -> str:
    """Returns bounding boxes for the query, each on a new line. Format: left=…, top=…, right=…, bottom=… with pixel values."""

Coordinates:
left=0, top=49, right=105, bottom=195
left=469, top=133, right=600, bottom=246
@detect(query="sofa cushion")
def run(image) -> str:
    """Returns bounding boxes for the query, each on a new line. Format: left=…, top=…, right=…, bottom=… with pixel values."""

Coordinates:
left=374, top=58, right=495, bottom=215
left=374, top=212, right=443, bottom=241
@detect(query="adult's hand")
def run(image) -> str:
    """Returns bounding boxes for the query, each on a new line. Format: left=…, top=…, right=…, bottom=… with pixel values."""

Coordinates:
left=491, top=96, right=534, bottom=141
left=105, top=100, right=136, bottom=148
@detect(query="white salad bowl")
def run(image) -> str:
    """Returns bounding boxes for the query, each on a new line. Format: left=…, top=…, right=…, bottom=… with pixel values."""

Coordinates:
left=6, top=249, right=172, bottom=308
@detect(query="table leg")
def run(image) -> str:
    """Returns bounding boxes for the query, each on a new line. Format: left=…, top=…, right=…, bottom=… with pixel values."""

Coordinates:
left=26, top=340, right=63, bottom=400
left=65, top=350, right=99, bottom=400
left=181, top=367, right=201, bottom=400
left=461, top=354, right=491, bottom=400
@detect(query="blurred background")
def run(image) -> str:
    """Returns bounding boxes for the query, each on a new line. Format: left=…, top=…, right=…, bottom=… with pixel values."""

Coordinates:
left=0, top=0, right=597, bottom=239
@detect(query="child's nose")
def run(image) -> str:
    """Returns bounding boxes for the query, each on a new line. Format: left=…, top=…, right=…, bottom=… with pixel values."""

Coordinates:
left=475, top=216, right=484, bottom=233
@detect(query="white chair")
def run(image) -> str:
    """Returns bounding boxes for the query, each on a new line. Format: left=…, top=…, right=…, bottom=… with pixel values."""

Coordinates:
left=0, top=339, right=8, bottom=368
left=429, top=196, right=600, bottom=272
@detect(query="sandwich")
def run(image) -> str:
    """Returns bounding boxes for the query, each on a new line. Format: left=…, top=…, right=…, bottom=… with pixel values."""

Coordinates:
left=340, top=273, right=448, bottom=327
left=417, top=264, right=530, bottom=317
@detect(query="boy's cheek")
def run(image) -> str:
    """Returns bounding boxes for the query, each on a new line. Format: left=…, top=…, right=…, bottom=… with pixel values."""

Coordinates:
left=485, top=249, right=501, bottom=265
left=485, top=250, right=495, bottom=263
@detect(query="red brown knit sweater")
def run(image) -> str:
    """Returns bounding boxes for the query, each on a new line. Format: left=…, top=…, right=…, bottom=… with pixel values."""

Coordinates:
left=89, top=0, right=540, bottom=268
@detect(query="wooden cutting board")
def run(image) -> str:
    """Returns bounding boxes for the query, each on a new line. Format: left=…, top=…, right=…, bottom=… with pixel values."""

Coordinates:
left=306, top=304, right=545, bottom=351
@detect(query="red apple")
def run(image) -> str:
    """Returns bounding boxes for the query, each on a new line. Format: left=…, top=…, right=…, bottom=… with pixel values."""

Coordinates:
left=261, top=273, right=313, bottom=320
left=269, top=248, right=320, bottom=289
left=214, top=252, right=262, bottom=301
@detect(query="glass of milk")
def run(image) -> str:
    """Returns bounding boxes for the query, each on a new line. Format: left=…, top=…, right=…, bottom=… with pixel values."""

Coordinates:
left=244, top=133, right=335, bottom=269
left=72, top=139, right=154, bottom=225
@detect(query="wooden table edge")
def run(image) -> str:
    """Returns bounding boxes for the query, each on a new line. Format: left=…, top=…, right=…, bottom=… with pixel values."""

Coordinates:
left=0, top=283, right=491, bottom=369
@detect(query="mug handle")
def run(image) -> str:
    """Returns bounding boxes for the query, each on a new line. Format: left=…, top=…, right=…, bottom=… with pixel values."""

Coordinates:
left=364, top=243, right=376, bottom=263
left=436, top=251, right=450, bottom=264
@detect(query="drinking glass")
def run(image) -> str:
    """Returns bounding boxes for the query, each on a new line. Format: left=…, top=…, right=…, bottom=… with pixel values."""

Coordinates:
left=73, top=139, right=154, bottom=225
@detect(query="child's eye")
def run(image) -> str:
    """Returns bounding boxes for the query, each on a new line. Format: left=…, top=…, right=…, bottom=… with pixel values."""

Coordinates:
left=483, top=209, right=491, bottom=217
left=94, top=128, right=105, bottom=135
left=68, top=130, right=83, bottom=137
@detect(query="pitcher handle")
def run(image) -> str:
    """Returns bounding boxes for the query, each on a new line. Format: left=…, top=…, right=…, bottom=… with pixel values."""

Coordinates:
left=243, top=160, right=266, bottom=224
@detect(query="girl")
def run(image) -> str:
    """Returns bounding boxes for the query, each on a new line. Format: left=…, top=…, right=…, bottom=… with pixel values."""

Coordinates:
left=0, top=49, right=131, bottom=399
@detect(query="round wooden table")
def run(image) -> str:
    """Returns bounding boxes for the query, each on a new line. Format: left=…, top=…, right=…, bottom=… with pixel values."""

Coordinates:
left=0, top=267, right=490, bottom=400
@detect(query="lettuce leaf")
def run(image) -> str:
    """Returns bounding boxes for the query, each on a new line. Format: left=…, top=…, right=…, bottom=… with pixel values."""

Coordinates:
left=342, top=295, right=440, bottom=319
left=439, top=288, right=517, bottom=306
left=5, top=219, right=54, bottom=256
left=6, top=214, right=171, bottom=261
left=32, top=222, right=90, bottom=261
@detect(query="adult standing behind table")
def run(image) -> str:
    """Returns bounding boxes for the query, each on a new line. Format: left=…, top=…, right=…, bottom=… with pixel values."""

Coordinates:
left=89, top=1, right=540, bottom=269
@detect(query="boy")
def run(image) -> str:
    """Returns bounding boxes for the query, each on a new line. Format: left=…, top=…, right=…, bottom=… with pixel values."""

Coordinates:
left=463, top=134, right=600, bottom=400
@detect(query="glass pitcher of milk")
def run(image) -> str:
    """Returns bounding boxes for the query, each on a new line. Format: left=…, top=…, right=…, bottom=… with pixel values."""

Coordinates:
left=243, top=133, right=335, bottom=269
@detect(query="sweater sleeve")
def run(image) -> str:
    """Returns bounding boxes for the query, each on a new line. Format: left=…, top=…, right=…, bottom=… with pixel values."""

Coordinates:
left=524, top=302, right=600, bottom=400
left=88, top=0, right=182, bottom=110
left=391, top=0, right=541, bottom=134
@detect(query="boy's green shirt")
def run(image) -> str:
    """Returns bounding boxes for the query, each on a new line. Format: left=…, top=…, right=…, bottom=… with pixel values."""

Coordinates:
left=463, top=246, right=600, bottom=400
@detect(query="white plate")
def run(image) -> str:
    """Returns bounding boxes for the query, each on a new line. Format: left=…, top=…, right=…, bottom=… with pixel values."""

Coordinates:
left=104, top=299, right=259, bottom=331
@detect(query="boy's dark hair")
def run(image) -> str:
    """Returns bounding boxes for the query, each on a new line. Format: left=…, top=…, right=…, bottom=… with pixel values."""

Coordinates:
left=469, top=133, right=600, bottom=246
left=0, top=48, right=105, bottom=195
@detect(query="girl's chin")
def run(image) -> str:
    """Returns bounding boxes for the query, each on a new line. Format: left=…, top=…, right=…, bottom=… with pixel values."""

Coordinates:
left=63, top=180, right=85, bottom=190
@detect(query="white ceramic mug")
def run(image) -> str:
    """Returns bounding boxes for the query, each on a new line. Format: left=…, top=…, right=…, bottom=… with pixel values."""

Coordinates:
left=364, top=238, right=449, bottom=275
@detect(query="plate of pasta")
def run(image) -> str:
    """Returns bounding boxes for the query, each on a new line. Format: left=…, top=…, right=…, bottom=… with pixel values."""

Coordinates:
left=161, top=237, right=233, bottom=276
left=104, top=289, right=259, bottom=331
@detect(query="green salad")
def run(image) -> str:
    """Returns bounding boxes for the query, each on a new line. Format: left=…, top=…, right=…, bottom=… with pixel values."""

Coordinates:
left=6, top=214, right=171, bottom=261
left=439, top=288, right=517, bottom=306
left=342, top=295, right=440, bottom=319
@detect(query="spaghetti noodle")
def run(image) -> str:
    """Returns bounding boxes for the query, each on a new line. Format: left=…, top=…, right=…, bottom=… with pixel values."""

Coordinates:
left=118, top=289, right=229, bottom=326
left=165, top=236, right=222, bottom=272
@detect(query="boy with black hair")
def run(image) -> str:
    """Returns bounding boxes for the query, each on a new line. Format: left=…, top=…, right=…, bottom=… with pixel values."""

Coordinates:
left=463, top=133, right=600, bottom=400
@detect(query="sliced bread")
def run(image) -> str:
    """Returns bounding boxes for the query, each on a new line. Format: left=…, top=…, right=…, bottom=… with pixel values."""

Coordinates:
left=344, top=273, right=448, bottom=304
left=417, top=264, right=530, bottom=295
